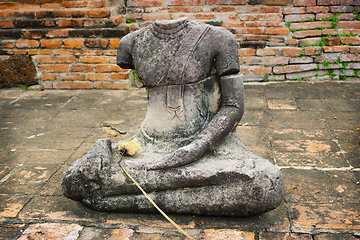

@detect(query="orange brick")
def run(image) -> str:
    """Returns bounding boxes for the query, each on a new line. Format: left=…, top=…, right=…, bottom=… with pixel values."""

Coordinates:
left=95, top=81, right=130, bottom=89
left=109, top=39, right=121, bottom=48
left=307, top=6, right=329, bottom=13
left=70, top=10, right=87, bottom=18
left=168, top=0, right=205, bottom=5
left=81, top=56, right=108, bottom=64
left=21, top=3, right=40, bottom=10
left=194, top=13, right=215, bottom=19
left=246, top=21, right=283, bottom=27
left=294, top=0, right=316, bottom=6
left=85, top=39, right=108, bottom=48
left=42, top=82, right=53, bottom=89
left=240, top=66, right=250, bottom=74
left=54, top=82, right=92, bottom=89
left=23, top=30, right=43, bottom=39
left=293, top=30, right=322, bottom=39
left=95, top=64, right=124, bottom=73
left=88, top=9, right=110, bottom=18
left=264, top=57, right=289, bottom=65
left=251, top=66, right=272, bottom=74
left=127, top=0, right=166, bottom=7
left=86, top=73, right=109, bottom=81
left=222, top=21, right=245, bottom=27
left=56, top=19, right=83, bottom=27
left=111, top=72, right=129, bottom=80
left=323, top=46, right=349, bottom=53
left=239, top=14, right=282, bottom=21
left=41, top=3, right=62, bottom=9
left=71, top=64, right=94, bottom=72
left=46, top=29, right=69, bottom=38
left=214, top=6, right=236, bottom=12
left=282, top=47, right=303, bottom=57
left=40, top=73, right=57, bottom=81
left=34, top=56, right=76, bottom=64
left=63, top=39, right=84, bottom=48
left=260, top=7, right=280, bottom=13
left=341, top=37, right=360, bottom=45
left=238, top=48, right=256, bottom=56
left=283, top=7, right=306, bottom=14
left=291, top=22, right=332, bottom=30
left=273, top=64, right=317, bottom=74
left=169, top=6, right=191, bottom=12
left=200, top=229, right=255, bottom=240
left=59, top=73, right=85, bottom=81
left=52, top=49, right=73, bottom=55
left=103, top=50, right=117, bottom=56
left=265, top=28, right=290, bottom=35
left=61, top=1, right=88, bottom=8
left=142, top=12, right=170, bottom=20
left=0, top=3, right=19, bottom=10
left=234, top=28, right=265, bottom=34
left=257, top=48, right=279, bottom=56
left=16, top=40, right=39, bottom=48
left=27, top=49, right=52, bottom=55
left=0, top=20, right=14, bottom=28
left=216, top=13, right=237, bottom=20
left=0, top=41, right=15, bottom=48
left=52, top=10, right=71, bottom=18
left=207, top=0, right=244, bottom=4
left=38, top=65, right=69, bottom=72
left=108, top=16, right=124, bottom=26
left=40, top=39, right=62, bottom=48
left=13, top=50, right=27, bottom=55
left=304, top=46, right=321, bottom=55
left=88, top=0, right=107, bottom=8
left=350, top=46, right=360, bottom=54
left=74, top=50, right=102, bottom=55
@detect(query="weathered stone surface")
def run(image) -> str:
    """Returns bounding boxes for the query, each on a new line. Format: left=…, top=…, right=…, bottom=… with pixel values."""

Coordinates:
left=18, top=223, right=83, bottom=240
left=62, top=18, right=284, bottom=216
left=0, top=56, right=37, bottom=88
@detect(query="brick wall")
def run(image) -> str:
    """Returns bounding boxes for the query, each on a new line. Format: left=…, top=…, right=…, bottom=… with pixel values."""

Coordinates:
left=0, top=0, right=359, bottom=89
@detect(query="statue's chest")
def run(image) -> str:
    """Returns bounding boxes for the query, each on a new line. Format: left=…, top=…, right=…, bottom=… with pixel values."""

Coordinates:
left=132, top=30, right=214, bottom=87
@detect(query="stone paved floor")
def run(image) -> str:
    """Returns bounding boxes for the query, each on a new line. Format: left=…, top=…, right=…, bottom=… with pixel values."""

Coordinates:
left=0, top=81, right=359, bottom=240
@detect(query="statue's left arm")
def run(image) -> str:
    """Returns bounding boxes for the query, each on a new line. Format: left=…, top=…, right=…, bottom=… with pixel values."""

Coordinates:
left=149, top=28, right=244, bottom=170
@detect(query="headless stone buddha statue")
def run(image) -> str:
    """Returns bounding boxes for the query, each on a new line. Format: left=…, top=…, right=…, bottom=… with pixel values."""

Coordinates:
left=62, top=18, right=285, bottom=216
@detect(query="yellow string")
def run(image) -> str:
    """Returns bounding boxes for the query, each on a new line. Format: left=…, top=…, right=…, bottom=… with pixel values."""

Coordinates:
left=120, top=164, right=194, bottom=240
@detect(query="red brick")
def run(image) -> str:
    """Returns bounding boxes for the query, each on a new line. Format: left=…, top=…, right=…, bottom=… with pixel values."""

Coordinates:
left=341, top=0, right=357, bottom=4
left=84, top=19, right=107, bottom=28
left=285, top=14, right=315, bottom=22
left=53, top=10, right=71, bottom=18
left=246, top=22, right=284, bottom=27
left=240, top=66, right=250, bottom=74
left=63, top=39, right=84, bottom=48
left=71, top=64, right=94, bottom=72
left=35, top=56, right=76, bottom=64
left=95, top=64, right=124, bottom=73
left=266, top=28, right=290, bottom=35
left=61, top=1, right=88, bottom=8
left=234, top=28, right=266, bottom=34
left=282, top=47, right=303, bottom=57
left=40, top=73, right=56, bottom=81
left=306, top=6, right=329, bottom=13
left=88, top=0, right=107, bottom=8
left=40, top=39, right=62, bottom=48
left=222, top=21, right=245, bottom=27
left=264, top=56, right=289, bottom=65
left=74, top=50, right=102, bottom=55
left=294, top=0, right=316, bottom=6
left=291, top=22, right=332, bottom=30
left=338, top=13, right=358, bottom=21
left=70, top=10, right=87, bottom=18
left=127, top=0, right=165, bottom=6
left=28, top=49, right=52, bottom=55
left=0, top=3, right=19, bottom=10
left=142, top=12, right=170, bottom=20
left=289, top=56, right=313, bottom=64
left=238, top=48, right=256, bottom=56
left=95, top=81, right=130, bottom=89
left=21, top=3, right=41, bottom=10
left=273, top=64, right=317, bottom=74
left=0, top=11, right=19, bottom=18
left=213, top=6, right=235, bottom=12
left=145, top=7, right=168, bottom=13
left=341, top=37, right=360, bottom=45
left=169, top=6, right=191, bottom=12
left=257, top=48, right=279, bottom=56
left=207, top=0, right=245, bottom=4
left=0, top=20, right=14, bottom=28
left=304, top=46, right=321, bottom=55
left=330, top=6, right=353, bottom=13
left=16, top=40, right=39, bottom=48
left=109, top=39, right=121, bottom=48
left=286, top=38, right=298, bottom=45
left=56, top=19, right=83, bottom=27
left=337, top=21, right=360, bottom=29
left=239, top=14, right=282, bottom=21
left=52, top=49, right=73, bottom=55
left=260, top=7, right=280, bottom=13
left=111, top=73, right=129, bottom=80
left=41, top=3, right=62, bottom=9
left=259, top=232, right=312, bottom=239
left=88, top=9, right=110, bottom=18
left=323, top=46, right=350, bottom=53
left=86, top=73, right=109, bottom=81
left=0, top=41, right=15, bottom=48
left=194, top=13, right=215, bottom=19
left=318, top=0, right=340, bottom=5
left=13, top=50, right=27, bottom=55
left=293, top=30, right=322, bottom=39
left=170, top=13, right=192, bottom=19
left=251, top=66, right=272, bottom=74
left=85, top=39, right=108, bottom=48
left=38, top=65, right=69, bottom=72
left=46, top=29, right=69, bottom=38
left=168, top=0, right=205, bottom=5
left=55, top=82, right=92, bottom=89
left=340, top=54, right=360, bottom=62
left=350, top=46, right=360, bottom=54
left=81, top=56, right=108, bottom=64
left=247, top=35, right=270, bottom=41
left=200, top=229, right=255, bottom=240
left=108, top=16, right=124, bottom=26
left=314, top=53, right=339, bottom=63
left=283, top=7, right=306, bottom=14
left=59, top=73, right=85, bottom=81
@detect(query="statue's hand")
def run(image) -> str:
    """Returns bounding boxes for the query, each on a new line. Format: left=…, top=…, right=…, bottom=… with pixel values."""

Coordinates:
left=147, top=143, right=205, bottom=170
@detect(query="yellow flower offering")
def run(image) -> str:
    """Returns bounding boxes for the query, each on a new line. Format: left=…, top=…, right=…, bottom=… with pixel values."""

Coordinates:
left=118, top=138, right=141, bottom=156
